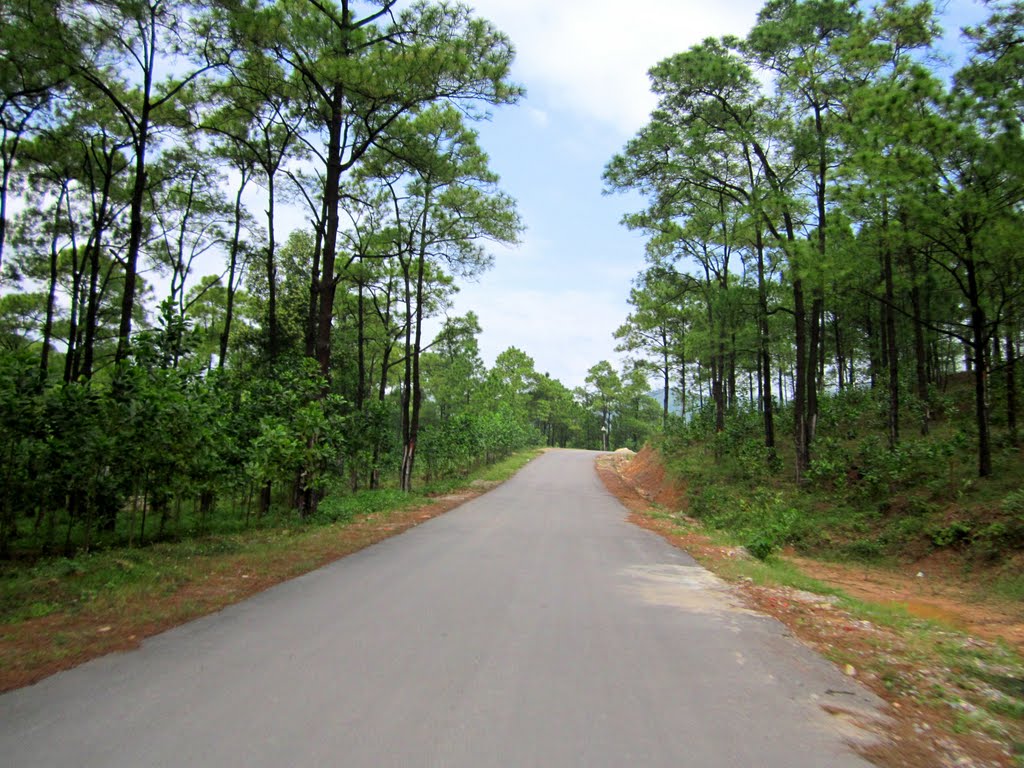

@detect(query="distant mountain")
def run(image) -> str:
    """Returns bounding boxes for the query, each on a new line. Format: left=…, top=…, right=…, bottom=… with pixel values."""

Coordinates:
left=648, top=389, right=685, bottom=416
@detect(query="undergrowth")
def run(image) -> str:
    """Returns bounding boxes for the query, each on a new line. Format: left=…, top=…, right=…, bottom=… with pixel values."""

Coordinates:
left=0, top=448, right=542, bottom=627
left=656, top=385, right=1024, bottom=576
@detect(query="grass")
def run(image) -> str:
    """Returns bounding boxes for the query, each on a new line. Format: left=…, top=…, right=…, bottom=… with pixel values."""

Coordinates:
left=994, top=571, right=1024, bottom=602
left=0, top=447, right=543, bottom=690
left=630, top=400, right=1024, bottom=767
left=644, top=509, right=1024, bottom=765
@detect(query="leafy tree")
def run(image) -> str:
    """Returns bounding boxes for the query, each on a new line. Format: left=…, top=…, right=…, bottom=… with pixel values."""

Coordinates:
left=56, top=0, right=228, bottom=363
left=421, top=311, right=484, bottom=421
left=585, top=360, right=622, bottom=450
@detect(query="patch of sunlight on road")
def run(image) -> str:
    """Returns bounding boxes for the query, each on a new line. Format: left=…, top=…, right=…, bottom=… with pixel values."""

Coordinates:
left=619, top=564, right=756, bottom=616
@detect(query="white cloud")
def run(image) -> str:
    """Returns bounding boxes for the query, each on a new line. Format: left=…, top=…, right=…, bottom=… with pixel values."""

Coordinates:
left=448, top=284, right=632, bottom=389
left=468, top=0, right=765, bottom=135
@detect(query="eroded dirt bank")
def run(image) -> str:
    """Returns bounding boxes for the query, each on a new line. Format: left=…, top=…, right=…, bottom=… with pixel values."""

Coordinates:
left=597, top=448, right=1024, bottom=768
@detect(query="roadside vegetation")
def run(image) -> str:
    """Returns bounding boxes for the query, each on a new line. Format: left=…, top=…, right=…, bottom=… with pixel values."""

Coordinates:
left=602, top=1, right=1024, bottom=762
left=658, top=384, right=1024, bottom=592
left=600, top=0, right=1024, bottom=632
left=0, top=0, right=666, bottom=567
left=603, top=430, right=1024, bottom=767
left=0, top=447, right=542, bottom=692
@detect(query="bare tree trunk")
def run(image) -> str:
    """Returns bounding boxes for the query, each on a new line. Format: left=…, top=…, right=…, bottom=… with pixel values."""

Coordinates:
left=41, top=187, right=68, bottom=382
left=356, top=277, right=366, bottom=411
left=314, top=86, right=345, bottom=380
left=115, top=99, right=153, bottom=365
left=661, top=330, right=670, bottom=426
left=219, top=169, right=249, bottom=369
left=1007, top=328, right=1018, bottom=447
left=965, top=249, right=992, bottom=477
left=882, top=205, right=899, bottom=449
left=755, top=228, right=775, bottom=452
left=911, top=274, right=930, bottom=435
left=265, top=171, right=279, bottom=361
left=400, top=199, right=431, bottom=492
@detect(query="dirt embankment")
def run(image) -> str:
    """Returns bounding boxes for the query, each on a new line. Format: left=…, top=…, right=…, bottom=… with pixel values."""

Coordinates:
left=598, top=448, right=1024, bottom=768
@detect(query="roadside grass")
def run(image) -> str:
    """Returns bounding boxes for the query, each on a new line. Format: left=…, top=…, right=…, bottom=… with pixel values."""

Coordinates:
left=646, top=510, right=1024, bottom=765
left=0, top=448, right=543, bottom=691
left=610, top=381, right=1024, bottom=766
left=419, top=448, right=543, bottom=495
left=994, top=570, right=1024, bottom=602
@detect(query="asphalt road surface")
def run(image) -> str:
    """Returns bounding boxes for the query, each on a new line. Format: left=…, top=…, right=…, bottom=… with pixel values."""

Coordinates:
left=0, top=449, right=884, bottom=767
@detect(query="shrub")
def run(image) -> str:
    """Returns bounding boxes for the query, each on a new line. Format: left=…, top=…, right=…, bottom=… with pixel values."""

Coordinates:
left=929, top=520, right=973, bottom=549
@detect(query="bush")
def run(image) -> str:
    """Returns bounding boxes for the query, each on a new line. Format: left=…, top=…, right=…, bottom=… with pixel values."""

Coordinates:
left=928, top=520, right=973, bottom=549
left=806, top=437, right=853, bottom=491
left=693, top=485, right=799, bottom=561
left=317, top=489, right=412, bottom=524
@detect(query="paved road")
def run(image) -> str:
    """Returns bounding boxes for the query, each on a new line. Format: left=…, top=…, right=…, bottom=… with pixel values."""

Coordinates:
left=0, top=450, right=883, bottom=767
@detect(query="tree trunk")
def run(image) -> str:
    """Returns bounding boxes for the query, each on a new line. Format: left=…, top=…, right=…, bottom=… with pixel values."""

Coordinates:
left=258, top=481, right=272, bottom=518
left=80, top=154, right=115, bottom=380
left=40, top=188, right=67, bottom=382
left=356, top=276, right=366, bottom=411
left=265, top=171, right=279, bottom=361
left=400, top=252, right=414, bottom=490
left=400, top=198, right=432, bottom=492
left=219, top=172, right=248, bottom=369
left=728, top=334, right=737, bottom=410
left=793, top=273, right=809, bottom=479
left=807, top=290, right=824, bottom=452
left=882, top=207, right=899, bottom=449
left=964, top=251, right=991, bottom=477
left=314, top=85, right=345, bottom=379
left=1007, top=328, right=1018, bottom=447
left=306, top=204, right=325, bottom=359
left=755, top=228, right=775, bottom=452
left=833, top=312, right=844, bottom=391
left=115, top=100, right=152, bottom=365
left=910, top=272, right=930, bottom=435
left=678, top=356, right=687, bottom=419
left=661, top=330, right=670, bottom=426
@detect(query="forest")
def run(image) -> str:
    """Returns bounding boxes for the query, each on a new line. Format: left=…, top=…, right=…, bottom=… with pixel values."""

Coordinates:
left=1, top=0, right=1022, bottom=568
left=605, top=0, right=1024, bottom=566
left=0, top=0, right=665, bottom=559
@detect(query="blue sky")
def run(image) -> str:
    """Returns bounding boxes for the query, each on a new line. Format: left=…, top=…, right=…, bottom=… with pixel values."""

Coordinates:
left=426, top=0, right=991, bottom=389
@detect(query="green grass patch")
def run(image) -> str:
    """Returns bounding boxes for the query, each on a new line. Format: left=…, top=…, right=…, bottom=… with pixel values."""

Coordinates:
left=474, top=448, right=545, bottom=483
left=420, top=447, right=544, bottom=495
left=1, top=449, right=543, bottom=631
left=992, top=572, right=1024, bottom=602
left=317, top=489, right=420, bottom=523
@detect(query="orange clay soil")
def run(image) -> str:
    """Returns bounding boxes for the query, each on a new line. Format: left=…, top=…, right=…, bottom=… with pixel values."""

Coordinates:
left=597, top=449, right=1024, bottom=768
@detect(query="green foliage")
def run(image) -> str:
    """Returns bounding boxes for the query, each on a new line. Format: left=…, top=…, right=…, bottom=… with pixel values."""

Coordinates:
left=928, top=521, right=974, bottom=549
left=655, top=376, right=1024, bottom=570
left=317, top=490, right=414, bottom=524
left=689, top=484, right=799, bottom=561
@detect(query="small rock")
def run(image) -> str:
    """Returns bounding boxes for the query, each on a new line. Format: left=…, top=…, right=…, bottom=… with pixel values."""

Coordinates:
left=916, top=571, right=925, bottom=578
left=844, top=664, right=857, bottom=677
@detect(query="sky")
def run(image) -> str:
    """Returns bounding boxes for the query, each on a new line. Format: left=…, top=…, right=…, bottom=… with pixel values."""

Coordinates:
left=410, top=0, right=991, bottom=389
left=435, top=0, right=771, bottom=389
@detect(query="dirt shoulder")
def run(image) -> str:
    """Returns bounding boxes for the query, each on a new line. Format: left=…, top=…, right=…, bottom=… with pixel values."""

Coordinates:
left=597, top=449, right=1024, bottom=768
left=0, top=486, right=492, bottom=693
